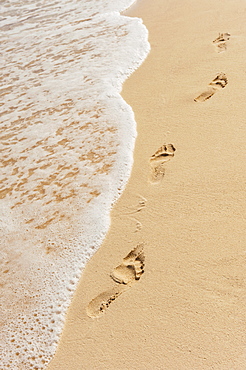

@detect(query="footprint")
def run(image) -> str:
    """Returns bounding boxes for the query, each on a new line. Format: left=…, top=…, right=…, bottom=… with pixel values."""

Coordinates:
left=194, top=73, right=228, bottom=102
left=131, top=217, right=142, bottom=233
left=213, top=33, right=230, bottom=53
left=111, top=243, right=145, bottom=284
left=86, top=285, right=127, bottom=318
left=149, top=144, right=176, bottom=184
left=87, top=244, right=145, bottom=318
left=123, top=195, right=147, bottom=215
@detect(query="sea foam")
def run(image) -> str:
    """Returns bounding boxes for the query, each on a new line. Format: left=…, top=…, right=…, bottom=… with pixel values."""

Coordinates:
left=0, top=0, right=150, bottom=368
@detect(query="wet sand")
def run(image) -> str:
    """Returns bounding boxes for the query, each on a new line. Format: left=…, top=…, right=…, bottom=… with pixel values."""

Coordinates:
left=48, top=0, right=246, bottom=368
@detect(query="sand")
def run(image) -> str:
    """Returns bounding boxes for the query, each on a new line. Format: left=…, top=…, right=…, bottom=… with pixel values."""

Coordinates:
left=47, top=0, right=246, bottom=368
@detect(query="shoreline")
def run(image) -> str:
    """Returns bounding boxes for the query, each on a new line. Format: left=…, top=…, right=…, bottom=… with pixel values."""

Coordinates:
left=1, top=1, right=150, bottom=368
left=48, top=0, right=246, bottom=368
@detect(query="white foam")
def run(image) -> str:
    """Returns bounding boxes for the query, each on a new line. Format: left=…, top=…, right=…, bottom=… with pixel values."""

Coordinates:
left=0, top=0, right=150, bottom=368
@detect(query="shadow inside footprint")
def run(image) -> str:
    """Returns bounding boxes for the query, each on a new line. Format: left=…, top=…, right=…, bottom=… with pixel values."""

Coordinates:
left=213, top=33, right=230, bottom=53
left=194, top=73, right=228, bottom=102
left=149, top=144, right=176, bottom=184
left=87, top=244, right=145, bottom=318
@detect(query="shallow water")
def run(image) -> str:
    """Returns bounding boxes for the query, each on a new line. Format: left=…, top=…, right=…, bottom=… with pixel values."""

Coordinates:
left=0, top=0, right=150, bottom=368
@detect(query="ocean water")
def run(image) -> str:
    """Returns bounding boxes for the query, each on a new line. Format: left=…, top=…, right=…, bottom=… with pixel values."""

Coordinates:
left=0, top=0, right=150, bottom=368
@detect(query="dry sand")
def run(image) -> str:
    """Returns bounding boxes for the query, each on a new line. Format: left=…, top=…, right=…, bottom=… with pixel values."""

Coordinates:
left=48, top=0, right=246, bottom=368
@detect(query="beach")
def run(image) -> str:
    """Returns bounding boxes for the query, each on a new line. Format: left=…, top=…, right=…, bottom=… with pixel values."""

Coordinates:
left=5, top=0, right=246, bottom=368
left=46, top=0, right=246, bottom=368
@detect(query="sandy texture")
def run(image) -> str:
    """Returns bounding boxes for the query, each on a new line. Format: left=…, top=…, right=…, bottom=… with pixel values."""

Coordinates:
left=47, top=0, right=246, bottom=368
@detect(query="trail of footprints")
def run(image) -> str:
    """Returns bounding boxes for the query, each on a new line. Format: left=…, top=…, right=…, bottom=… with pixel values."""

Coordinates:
left=87, top=32, right=231, bottom=318
left=194, top=32, right=230, bottom=102
left=87, top=244, right=145, bottom=318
